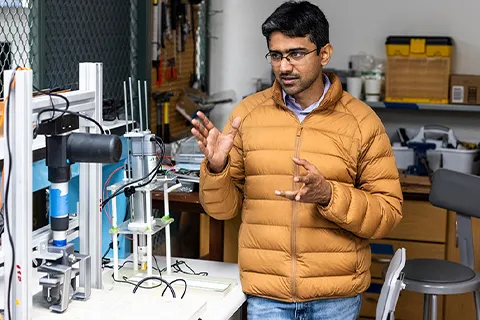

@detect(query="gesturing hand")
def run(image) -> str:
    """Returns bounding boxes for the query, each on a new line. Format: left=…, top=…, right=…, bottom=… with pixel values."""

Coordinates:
left=275, top=158, right=332, bottom=206
left=191, top=111, right=241, bottom=173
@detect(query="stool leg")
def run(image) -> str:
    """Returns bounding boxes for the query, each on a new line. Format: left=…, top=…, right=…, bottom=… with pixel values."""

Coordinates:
left=424, top=294, right=431, bottom=320
left=474, top=290, right=480, bottom=320
left=431, top=295, right=438, bottom=320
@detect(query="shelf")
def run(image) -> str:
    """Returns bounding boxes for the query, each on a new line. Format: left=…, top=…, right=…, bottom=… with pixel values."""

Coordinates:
left=106, top=175, right=176, bottom=193
left=110, top=216, right=174, bottom=235
left=368, top=101, right=480, bottom=113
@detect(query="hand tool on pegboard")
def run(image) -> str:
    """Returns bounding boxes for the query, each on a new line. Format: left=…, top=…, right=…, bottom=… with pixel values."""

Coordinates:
left=165, top=57, right=178, bottom=81
left=177, top=1, right=187, bottom=74
left=152, top=0, right=163, bottom=86
left=152, top=91, right=173, bottom=138
left=187, top=1, right=197, bottom=88
left=167, top=0, right=180, bottom=82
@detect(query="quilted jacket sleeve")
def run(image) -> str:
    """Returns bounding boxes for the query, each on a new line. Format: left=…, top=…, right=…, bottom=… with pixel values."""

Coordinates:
left=318, top=110, right=403, bottom=239
left=199, top=110, right=245, bottom=220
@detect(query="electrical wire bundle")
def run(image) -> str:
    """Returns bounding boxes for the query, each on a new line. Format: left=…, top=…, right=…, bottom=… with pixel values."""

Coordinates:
left=108, top=259, right=207, bottom=299
left=101, top=134, right=172, bottom=209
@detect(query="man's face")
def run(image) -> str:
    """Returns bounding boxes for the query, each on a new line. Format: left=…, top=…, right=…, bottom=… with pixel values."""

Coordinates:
left=268, top=31, right=330, bottom=96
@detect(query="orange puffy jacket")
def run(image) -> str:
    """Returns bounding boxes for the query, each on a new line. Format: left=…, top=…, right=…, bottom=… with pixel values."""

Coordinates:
left=199, top=72, right=403, bottom=302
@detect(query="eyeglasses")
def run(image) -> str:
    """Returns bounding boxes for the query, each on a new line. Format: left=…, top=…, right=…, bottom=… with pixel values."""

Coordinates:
left=265, top=48, right=317, bottom=65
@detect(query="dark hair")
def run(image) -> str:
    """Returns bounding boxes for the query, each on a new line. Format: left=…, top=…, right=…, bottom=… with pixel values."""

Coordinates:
left=261, top=1, right=329, bottom=53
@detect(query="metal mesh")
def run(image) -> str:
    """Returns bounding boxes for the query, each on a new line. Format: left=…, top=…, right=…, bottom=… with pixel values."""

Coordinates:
left=0, top=1, right=35, bottom=97
left=0, top=0, right=138, bottom=100
left=42, top=0, right=136, bottom=100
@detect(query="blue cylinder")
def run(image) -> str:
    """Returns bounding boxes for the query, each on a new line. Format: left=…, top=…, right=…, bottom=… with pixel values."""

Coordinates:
left=50, top=182, right=69, bottom=247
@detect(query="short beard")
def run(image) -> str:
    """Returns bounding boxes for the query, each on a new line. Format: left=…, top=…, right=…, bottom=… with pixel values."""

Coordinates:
left=279, top=75, right=317, bottom=97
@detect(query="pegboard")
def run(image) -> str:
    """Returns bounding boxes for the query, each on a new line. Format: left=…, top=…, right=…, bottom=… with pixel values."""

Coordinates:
left=150, top=1, right=199, bottom=141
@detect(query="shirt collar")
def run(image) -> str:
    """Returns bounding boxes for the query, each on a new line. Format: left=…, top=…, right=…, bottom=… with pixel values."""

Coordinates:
left=282, top=73, right=331, bottom=112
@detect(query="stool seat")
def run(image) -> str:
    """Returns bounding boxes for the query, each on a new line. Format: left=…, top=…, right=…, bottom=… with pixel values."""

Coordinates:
left=404, top=259, right=476, bottom=283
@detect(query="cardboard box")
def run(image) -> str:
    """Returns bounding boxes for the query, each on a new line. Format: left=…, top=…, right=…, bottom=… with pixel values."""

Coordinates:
left=450, top=74, right=480, bottom=105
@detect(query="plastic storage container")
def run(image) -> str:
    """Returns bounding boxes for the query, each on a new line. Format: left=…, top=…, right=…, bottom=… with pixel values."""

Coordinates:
left=385, top=36, right=453, bottom=104
left=393, top=145, right=480, bottom=175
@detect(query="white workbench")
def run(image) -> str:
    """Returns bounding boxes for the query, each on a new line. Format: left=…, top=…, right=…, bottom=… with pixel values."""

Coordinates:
left=1, top=256, right=246, bottom=320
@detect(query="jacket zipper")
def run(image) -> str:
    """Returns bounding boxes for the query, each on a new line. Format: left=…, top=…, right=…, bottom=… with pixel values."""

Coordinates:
left=273, top=94, right=323, bottom=300
left=292, top=124, right=303, bottom=301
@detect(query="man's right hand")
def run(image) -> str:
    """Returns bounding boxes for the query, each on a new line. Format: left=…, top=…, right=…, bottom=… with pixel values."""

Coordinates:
left=191, top=111, right=241, bottom=173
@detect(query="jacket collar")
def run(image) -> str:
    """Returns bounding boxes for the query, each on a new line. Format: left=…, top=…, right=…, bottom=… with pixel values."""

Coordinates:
left=271, top=72, right=343, bottom=112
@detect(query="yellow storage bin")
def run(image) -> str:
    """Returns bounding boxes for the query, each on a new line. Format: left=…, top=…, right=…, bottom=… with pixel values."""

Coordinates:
left=386, top=36, right=452, bottom=57
left=385, top=36, right=453, bottom=104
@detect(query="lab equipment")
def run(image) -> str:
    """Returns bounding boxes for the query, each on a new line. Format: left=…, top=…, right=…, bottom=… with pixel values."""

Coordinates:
left=107, top=79, right=181, bottom=284
left=2, top=63, right=108, bottom=319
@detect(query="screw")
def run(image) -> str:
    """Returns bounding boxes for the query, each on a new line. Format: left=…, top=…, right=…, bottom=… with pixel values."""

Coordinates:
left=68, top=254, right=76, bottom=264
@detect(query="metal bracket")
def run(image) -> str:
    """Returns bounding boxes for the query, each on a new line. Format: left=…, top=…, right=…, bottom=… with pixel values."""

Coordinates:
left=37, top=243, right=92, bottom=313
left=38, top=263, right=73, bottom=313
left=36, top=241, right=63, bottom=261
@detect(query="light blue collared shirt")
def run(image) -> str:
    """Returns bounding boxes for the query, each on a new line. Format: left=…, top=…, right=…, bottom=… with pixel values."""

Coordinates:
left=282, top=73, right=331, bottom=123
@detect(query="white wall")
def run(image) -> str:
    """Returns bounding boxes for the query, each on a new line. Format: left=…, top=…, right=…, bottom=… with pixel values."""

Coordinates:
left=208, top=0, right=480, bottom=140
left=208, top=0, right=275, bottom=128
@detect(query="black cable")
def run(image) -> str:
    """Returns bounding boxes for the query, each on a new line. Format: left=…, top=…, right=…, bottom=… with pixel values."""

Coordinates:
left=101, top=152, right=164, bottom=208
left=36, top=108, right=105, bottom=135
left=132, top=136, right=170, bottom=190
left=135, top=160, right=164, bottom=189
left=103, top=260, right=162, bottom=275
left=132, top=276, right=176, bottom=297
left=101, top=134, right=167, bottom=207
left=4, top=68, right=18, bottom=320
left=102, top=246, right=111, bottom=260
left=110, top=273, right=164, bottom=290
left=105, top=259, right=201, bottom=299
left=155, top=136, right=166, bottom=162
left=152, top=255, right=162, bottom=276
left=177, top=260, right=208, bottom=276
left=0, top=204, right=4, bottom=237
left=103, top=259, right=131, bottom=269
left=162, top=278, right=187, bottom=299
left=155, top=140, right=165, bottom=167
left=102, top=244, right=112, bottom=265
left=101, top=161, right=161, bottom=207
left=160, top=260, right=208, bottom=276
left=32, top=85, right=70, bottom=120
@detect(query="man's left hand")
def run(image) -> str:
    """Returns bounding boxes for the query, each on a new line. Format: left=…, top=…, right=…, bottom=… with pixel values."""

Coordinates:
left=275, top=158, right=332, bottom=206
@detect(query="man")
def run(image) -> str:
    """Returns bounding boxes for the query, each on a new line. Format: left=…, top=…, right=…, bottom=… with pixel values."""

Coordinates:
left=191, top=1, right=403, bottom=319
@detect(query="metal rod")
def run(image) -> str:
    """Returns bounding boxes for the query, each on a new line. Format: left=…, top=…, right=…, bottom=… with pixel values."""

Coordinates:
left=133, top=234, right=138, bottom=271
left=144, top=80, right=149, bottom=131
left=128, top=77, right=135, bottom=128
left=123, top=81, right=132, bottom=179
left=123, top=81, right=129, bottom=132
left=138, top=80, right=144, bottom=132
left=112, top=195, right=119, bottom=280
left=164, top=181, right=171, bottom=275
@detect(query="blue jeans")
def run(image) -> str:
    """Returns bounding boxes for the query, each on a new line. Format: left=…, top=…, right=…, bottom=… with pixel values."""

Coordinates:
left=247, top=295, right=362, bottom=320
